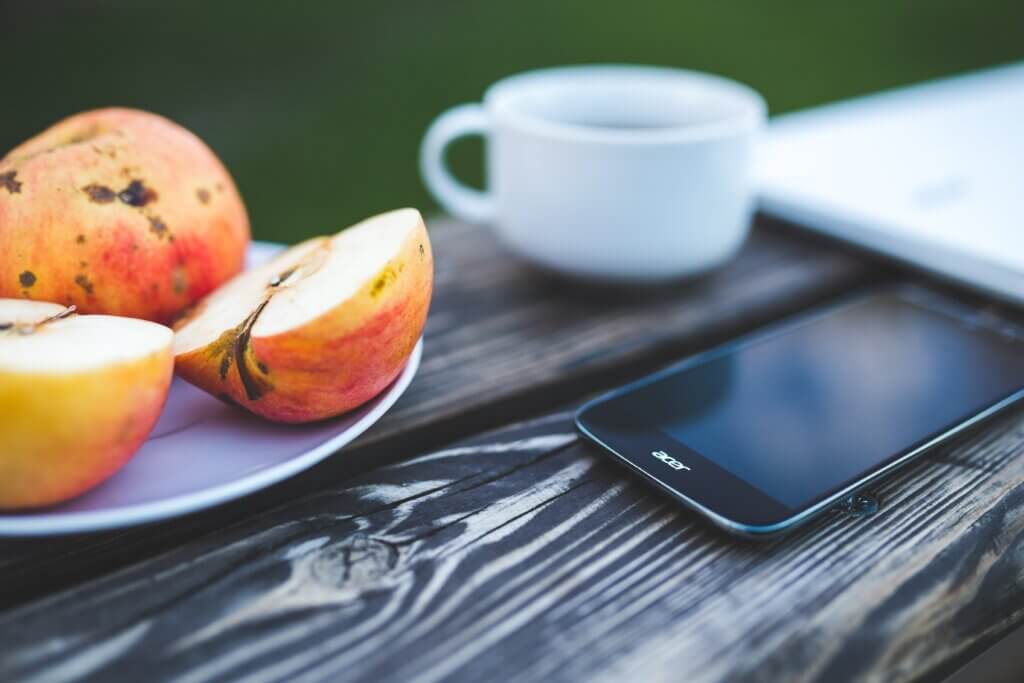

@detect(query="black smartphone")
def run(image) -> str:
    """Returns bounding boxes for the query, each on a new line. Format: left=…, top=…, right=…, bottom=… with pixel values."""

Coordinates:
left=576, top=286, right=1024, bottom=537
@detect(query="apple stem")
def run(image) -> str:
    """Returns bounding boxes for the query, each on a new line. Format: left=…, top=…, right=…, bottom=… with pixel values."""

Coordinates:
left=233, top=299, right=272, bottom=401
left=4, top=305, right=78, bottom=336
left=40, top=305, right=78, bottom=325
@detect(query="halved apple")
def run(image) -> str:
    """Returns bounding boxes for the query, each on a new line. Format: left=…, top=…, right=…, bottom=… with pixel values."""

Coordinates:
left=173, top=208, right=433, bottom=423
left=0, top=299, right=174, bottom=509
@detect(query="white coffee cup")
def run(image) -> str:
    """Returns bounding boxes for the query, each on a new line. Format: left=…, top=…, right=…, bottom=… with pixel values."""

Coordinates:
left=420, top=65, right=766, bottom=282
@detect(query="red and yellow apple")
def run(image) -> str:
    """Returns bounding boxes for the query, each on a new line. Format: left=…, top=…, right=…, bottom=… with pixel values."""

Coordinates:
left=0, top=107, right=250, bottom=323
left=173, top=208, right=432, bottom=423
left=0, top=299, right=174, bottom=509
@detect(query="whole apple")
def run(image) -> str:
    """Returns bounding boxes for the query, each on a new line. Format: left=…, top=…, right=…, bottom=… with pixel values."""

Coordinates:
left=0, top=108, right=250, bottom=323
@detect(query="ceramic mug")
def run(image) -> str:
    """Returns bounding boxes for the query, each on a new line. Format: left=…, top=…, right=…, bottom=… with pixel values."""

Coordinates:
left=420, top=65, right=766, bottom=282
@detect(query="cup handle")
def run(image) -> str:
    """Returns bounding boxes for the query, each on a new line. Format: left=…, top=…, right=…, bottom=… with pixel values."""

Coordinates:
left=420, top=103, right=496, bottom=224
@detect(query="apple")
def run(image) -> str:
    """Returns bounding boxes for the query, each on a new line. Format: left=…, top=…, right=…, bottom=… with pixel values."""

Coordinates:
left=173, top=208, right=432, bottom=423
left=0, top=299, right=174, bottom=509
left=0, top=108, right=250, bottom=324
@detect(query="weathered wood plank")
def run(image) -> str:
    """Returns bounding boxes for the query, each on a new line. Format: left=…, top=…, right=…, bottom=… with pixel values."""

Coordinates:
left=3, top=402, right=1024, bottom=683
left=0, top=215, right=882, bottom=608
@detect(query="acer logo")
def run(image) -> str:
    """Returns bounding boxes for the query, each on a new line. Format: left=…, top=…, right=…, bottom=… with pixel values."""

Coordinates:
left=651, top=450, right=690, bottom=471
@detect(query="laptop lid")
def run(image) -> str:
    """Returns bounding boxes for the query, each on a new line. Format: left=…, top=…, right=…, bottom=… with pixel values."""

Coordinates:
left=756, top=62, right=1024, bottom=304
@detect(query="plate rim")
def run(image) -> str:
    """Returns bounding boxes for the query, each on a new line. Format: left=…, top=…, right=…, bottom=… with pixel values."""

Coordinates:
left=0, top=338, right=422, bottom=537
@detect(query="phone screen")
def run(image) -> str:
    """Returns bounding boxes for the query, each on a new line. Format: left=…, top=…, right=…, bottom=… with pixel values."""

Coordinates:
left=580, top=290, right=1024, bottom=517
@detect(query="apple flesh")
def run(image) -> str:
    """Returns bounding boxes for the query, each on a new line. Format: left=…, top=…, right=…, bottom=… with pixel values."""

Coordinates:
left=0, top=108, right=250, bottom=324
left=173, top=208, right=432, bottom=423
left=0, top=299, right=174, bottom=509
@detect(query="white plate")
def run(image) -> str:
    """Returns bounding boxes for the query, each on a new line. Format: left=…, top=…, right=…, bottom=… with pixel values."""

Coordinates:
left=0, top=242, right=422, bottom=537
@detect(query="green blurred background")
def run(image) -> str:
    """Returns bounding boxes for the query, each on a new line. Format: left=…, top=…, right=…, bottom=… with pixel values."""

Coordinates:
left=2, top=1, right=1022, bottom=244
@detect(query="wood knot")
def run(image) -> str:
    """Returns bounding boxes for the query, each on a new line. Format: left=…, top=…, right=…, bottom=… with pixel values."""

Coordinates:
left=310, top=534, right=400, bottom=589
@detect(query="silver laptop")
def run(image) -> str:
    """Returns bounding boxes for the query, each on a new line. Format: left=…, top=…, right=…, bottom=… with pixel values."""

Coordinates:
left=756, top=62, right=1024, bottom=304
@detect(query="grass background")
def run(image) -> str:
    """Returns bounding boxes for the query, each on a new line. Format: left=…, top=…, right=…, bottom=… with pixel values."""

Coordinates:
left=2, top=1, right=1022, bottom=244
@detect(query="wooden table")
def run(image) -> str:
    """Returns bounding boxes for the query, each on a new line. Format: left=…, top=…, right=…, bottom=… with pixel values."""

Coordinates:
left=3, top=216, right=1024, bottom=682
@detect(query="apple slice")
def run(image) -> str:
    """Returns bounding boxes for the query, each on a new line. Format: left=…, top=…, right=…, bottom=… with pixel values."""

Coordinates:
left=173, top=208, right=433, bottom=423
left=0, top=300, right=174, bottom=509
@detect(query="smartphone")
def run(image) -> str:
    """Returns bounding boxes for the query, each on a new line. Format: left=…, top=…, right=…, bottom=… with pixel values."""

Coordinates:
left=575, top=286, right=1024, bottom=537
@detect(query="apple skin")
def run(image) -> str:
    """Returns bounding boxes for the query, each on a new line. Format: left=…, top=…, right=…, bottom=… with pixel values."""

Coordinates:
left=0, top=335, right=173, bottom=509
left=174, top=218, right=433, bottom=423
left=0, top=108, right=250, bottom=323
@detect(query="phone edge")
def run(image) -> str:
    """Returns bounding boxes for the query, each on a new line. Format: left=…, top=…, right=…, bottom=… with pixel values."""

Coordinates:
left=577, top=389, right=1024, bottom=538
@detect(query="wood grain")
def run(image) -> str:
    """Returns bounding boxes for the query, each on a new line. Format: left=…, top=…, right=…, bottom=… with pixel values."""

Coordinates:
left=3, top=402, right=1024, bottom=683
left=0, top=216, right=882, bottom=608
